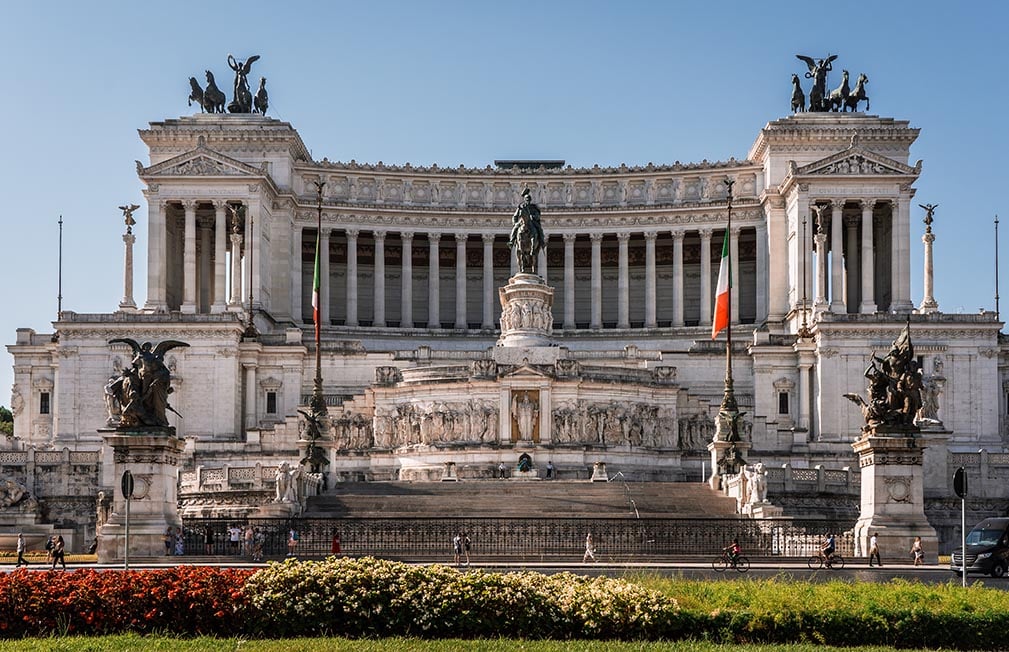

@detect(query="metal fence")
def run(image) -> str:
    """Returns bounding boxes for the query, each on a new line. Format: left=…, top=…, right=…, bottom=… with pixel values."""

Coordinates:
left=180, top=516, right=856, bottom=561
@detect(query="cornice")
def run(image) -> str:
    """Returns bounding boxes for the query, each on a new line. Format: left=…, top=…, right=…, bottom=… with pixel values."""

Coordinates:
left=302, top=157, right=759, bottom=176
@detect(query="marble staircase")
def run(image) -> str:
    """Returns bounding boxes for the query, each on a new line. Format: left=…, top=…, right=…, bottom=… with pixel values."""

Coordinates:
left=305, top=480, right=737, bottom=518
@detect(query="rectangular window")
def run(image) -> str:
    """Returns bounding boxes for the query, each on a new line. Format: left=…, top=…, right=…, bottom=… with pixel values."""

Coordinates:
left=266, top=391, right=277, bottom=415
left=40, top=392, right=50, bottom=415
left=777, top=392, right=789, bottom=415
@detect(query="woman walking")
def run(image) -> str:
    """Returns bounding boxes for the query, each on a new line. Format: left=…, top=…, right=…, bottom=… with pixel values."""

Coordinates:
left=51, top=535, right=66, bottom=571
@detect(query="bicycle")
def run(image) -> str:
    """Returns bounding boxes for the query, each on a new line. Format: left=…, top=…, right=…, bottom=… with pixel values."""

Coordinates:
left=807, top=551, right=845, bottom=570
left=712, top=550, right=750, bottom=572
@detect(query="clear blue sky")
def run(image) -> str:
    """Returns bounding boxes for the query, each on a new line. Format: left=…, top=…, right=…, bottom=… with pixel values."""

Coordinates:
left=1, top=1, right=1006, bottom=407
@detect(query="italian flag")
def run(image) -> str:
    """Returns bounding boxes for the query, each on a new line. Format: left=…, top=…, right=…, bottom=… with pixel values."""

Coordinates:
left=312, top=231, right=321, bottom=343
left=711, top=229, right=730, bottom=339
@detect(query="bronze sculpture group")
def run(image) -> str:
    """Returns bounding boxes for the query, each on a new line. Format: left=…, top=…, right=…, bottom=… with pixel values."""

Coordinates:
left=188, top=55, right=268, bottom=115
left=106, top=339, right=189, bottom=429
left=844, top=324, right=923, bottom=433
left=793, top=54, right=869, bottom=113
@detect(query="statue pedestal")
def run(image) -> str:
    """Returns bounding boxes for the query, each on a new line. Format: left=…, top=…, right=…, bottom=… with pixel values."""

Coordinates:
left=496, top=274, right=554, bottom=348
left=591, top=461, right=608, bottom=482
left=745, top=501, right=783, bottom=519
left=851, top=430, right=938, bottom=563
left=97, top=428, right=185, bottom=563
left=707, top=439, right=751, bottom=491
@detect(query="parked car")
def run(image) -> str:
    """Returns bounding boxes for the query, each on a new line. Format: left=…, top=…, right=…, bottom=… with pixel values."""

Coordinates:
left=951, top=517, right=1009, bottom=577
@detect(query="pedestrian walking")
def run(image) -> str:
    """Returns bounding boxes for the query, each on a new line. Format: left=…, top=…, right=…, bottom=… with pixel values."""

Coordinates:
left=15, top=533, right=27, bottom=567
left=911, top=536, right=924, bottom=566
left=868, top=532, right=882, bottom=567
left=50, top=535, right=66, bottom=571
left=243, top=525, right=255, bottom=557
left=583, top=532, right=596, bottom=563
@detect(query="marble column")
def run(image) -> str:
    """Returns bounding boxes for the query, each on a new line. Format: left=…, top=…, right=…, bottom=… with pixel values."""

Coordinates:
left=244, top=202, right=256, bottom=310
left=859, top=200, right=877, bottom=313
left=455, top=233, right=467, bottom=329
left=428, top=233, right=441, bottom=328
left=590, top=233, right=603, bottom=329
left=563, top=233, right=576, bottom=330
left=481, top=234, right=494, bottom=329
left=729, top=226, right=740, bottom=323
left=119, top=230, right=137, bottom=312
left=319, top=228, right=331, bottom=326
left=830, top=201, right=845, bottom=313
left=644, top=231, right=657, bottom=328
left=814, top=206, right=828, bottom=312
left=844, top=213, right=860, bottom=314
left=893, top=194, right=914, bottom=311
left=797, top=359, right=812, bottom=431
left=181, top=200, right=197, bottom=314
left=617, top=232, right=630, bottom=329
left=672, top=231, right=685, bottom=327
left=755, top=221, right=769, bottom=323
left=212, top=201, right=228, bottom=313
left=197, top=217, right=213, bottom=313
left=290, top=224, right=303, bottom=323
left=373, top=230, right=387, bottom=327
left=538, top=247, right=548, bottom=284
left=345, top=229, right=359, bottom=327
left=699, top=229, right=712, bottom=326
left=920, top=221, right=939, bottom=313
left=143, top=199, right=168, bottom=312
left=401, top=232, right=414, bottom=328
left=229, top=228, right=243, bottom=309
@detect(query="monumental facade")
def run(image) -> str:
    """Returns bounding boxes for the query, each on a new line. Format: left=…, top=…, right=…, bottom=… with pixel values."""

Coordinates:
left=6, top=67, right=1009, bottom=548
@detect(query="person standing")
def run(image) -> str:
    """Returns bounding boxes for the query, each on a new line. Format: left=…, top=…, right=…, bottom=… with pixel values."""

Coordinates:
left=583, top=532, right=596, bottom=563
left=163, top=527, right=174, bottom=556
left=204, top=525, right=214, bottom=555
left=462, top=532, right=472, bottom=566
left=174, top=527, right=185, bottom=556
left=331, top=530, right=342, bottom=556
left=868, top=533, right=882, bottom=567
left=15, top=533, right=27, bottom=567
left=243, top=525, right=255, bottom=558
left=50, top=535, right=66, bottom=571
left=288, top=528, right=299, bottom=556
left=546, top=461, right=555, bottom=479
left=452, top=533, right=463, bottom=565
left=911, top=536, right=924, bottom=566
left=253, top=527, right=264, bottom=561
left=228, top=524, right=241, bottom=555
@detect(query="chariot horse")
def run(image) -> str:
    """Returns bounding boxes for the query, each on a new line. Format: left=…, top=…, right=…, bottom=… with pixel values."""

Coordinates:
left=844, top=73, right=869, bottom=112
left=203, top=71, right=226, bottom=114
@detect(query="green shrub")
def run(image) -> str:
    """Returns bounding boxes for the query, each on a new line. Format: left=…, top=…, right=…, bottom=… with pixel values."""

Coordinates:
left=242, top=557, right=680, bottom=639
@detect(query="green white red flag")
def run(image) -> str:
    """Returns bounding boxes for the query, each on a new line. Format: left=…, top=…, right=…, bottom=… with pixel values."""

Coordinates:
left=312, top=231, right=321, bottom=343
left=711, top=230, right=730, bottom=339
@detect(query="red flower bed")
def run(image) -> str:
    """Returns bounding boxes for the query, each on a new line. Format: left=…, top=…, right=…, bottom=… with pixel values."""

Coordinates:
left=0, top=567, right=255, bottom=638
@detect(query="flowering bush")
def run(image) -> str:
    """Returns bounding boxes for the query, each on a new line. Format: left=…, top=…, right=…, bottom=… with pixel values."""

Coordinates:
left=242, top=557, right=681, bottom=639
left=0, top=567, right=254, bottom=638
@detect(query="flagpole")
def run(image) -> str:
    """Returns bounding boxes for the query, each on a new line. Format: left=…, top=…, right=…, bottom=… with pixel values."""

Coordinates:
left=311, top=181, right=326, bottom=416
left=719, top=178, right=738, bottom=439
left=996, top=214, right=1000, bottom=322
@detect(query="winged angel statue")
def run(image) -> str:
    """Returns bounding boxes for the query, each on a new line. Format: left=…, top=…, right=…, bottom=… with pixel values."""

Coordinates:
left=107, top=339, right=189, bottom=429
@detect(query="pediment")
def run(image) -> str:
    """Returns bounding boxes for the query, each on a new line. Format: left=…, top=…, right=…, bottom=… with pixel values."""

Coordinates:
left=138, top=144, right=264, bottom=178
left=501, top=363, right=553, bottom=379
left=798, top=147, right=920, bottom=177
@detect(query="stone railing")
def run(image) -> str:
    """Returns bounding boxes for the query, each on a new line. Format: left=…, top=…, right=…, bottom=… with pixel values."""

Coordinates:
left=0, top=447, right=101, bottom=497
left=179, top=463, right=323, bottom=502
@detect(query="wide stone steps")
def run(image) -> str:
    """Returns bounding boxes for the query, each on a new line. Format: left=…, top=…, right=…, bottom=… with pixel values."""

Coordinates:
left=306, top=480, right=737, bottom=518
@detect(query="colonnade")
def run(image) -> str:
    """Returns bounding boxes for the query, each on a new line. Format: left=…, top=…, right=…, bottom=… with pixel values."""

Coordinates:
left=301, top=226, right=765, bottom=331
left=144, top=200, right=250, bottom=314
left=801, top=197, right=907, bottom=315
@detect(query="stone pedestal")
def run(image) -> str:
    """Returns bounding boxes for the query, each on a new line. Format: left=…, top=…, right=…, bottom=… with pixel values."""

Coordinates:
left=707, top=439, right=751, bottom=490
left=97, top=429, right=185, bottom=563
left=852, top=430, right=938, bottom=563
left=497, top=274, right=554, bottom=348
left=441, top=461, right=459, bottom=481
left=745, top=502, right=784, bottom=519
left=590, top=461, right=608, bottom=482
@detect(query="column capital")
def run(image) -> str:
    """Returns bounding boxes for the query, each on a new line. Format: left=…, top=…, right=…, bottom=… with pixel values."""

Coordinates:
left=346, top=228, right=360, bottom=239
left=562, top=232, right=578, bottom=244
left=730, top=225, right=742, bottom=237
left=616, top=232, right=631, bottom=243
left=429, top=232, right=442, bottom=243
left=589, top=232, right=604, bottom=243
left=213, top=199, right=228, bottom=211
left=181, top=200, right=198, bottom=211
left=401, top=231, right=414, bottom=241
left=699, top=228, right=712, bottom=239
left=643, top=230, right=658, bottom=242
left=843, top=214, right=861, bottom=227
left=857, top=199, right=875, bottom=210
left=455, top=233, right=468, bottom=244
left=482, top=233, right=496, bottom=245
left=671, top=230, right=685, bottom=242
left=374, top=230, right=387, bottom=241
left=197, top=215, right=215, bottom=230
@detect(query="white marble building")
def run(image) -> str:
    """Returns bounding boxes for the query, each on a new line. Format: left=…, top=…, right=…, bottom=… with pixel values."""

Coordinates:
left=6, top=108, right=1008, bottom=518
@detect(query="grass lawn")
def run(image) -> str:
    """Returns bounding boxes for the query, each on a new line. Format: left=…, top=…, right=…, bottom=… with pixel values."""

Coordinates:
left=0, top=637, right=937, bottom=651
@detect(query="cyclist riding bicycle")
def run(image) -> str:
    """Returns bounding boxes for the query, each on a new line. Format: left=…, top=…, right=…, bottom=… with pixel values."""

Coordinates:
left=820, top=533, right=836, bottom=565
left=723, top=538, right=742, bottom=564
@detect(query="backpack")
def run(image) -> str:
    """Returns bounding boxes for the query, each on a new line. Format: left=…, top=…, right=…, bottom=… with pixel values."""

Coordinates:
left=45, top=538, right=54, bottom=552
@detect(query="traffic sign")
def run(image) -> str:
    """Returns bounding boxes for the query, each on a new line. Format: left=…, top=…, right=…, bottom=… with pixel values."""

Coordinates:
left=953, top=466, right=968, bottom=499
left=121, top=470, right=135, bottom=499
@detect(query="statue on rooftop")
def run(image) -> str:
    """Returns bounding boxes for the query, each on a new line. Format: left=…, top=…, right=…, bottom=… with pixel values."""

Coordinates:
left=796, top=54, right=837, bottom=112
left=227, top=54, right=260, bottom=113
